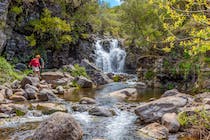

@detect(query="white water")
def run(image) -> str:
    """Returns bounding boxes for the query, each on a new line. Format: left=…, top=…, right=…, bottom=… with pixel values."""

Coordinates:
left=95, top=39, right=126, bottom=73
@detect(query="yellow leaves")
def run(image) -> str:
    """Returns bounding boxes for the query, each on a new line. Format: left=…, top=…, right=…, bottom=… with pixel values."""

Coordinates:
left=162, top=47, right=172, bottom=52
left=165, top=36, right=176, bottom=42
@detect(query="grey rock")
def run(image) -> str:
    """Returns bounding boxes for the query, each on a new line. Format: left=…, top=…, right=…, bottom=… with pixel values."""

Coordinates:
left=80, top=59, right=112, bottom=85
left=161, top=89, right=180, bottom=97
left=88, top=107, right=115, bottom=117
left=37, top=88, right=57, bottom=101
left=56, top=86, right=64, bottom=95
left=20, top=76, right=40, bottom=88
left=135, top=95, right=189, bottom=123
left=74, top=76, right=93, bottom=88
left=161, top=113, right=180, bottom=133
left=32, top=112, right=83, bottom=140
left=138, top=123, right=169, bottom=139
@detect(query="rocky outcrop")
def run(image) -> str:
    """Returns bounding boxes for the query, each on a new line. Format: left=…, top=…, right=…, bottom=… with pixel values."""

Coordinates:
left=80, top=59, right=112, bottom=85
left=37, top=88, right=57, bottom=101
left=0, top=0, right=9, bottom=54
left=41, top=72, right=64, bottom=82
left=32, top=112, right=83, bottom=140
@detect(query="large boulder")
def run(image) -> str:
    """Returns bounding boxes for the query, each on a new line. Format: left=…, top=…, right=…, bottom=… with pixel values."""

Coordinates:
left=137, top=123, right=169, bottom=139
left=41, top=71, right=64, bottom=83
left=108, top=88, right=138, bottom=101
left=32, top=112, right=83, bottom=140
left=20, top=76, right=40, bottom=88
left=135, top=94, right=189, bottom=123
left=74, top=76, right=93, bottom=88
left=80, top=59, right=112, bottom=85
left=161, top=113, right=180, bottom=133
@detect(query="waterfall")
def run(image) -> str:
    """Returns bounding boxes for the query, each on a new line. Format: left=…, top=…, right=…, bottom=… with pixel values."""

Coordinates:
left=95, top=39, right=126, bottom=73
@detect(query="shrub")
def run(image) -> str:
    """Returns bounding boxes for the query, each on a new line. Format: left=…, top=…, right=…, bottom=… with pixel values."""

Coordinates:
left=0, top=57, right=23, bottom=84
left=178, top=109, right=210, bottom=139
left=70, top=64, right=88, bottom=78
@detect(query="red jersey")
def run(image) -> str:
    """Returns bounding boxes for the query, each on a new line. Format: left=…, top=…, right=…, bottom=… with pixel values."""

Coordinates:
left=29, top=58, right=40, bottom=67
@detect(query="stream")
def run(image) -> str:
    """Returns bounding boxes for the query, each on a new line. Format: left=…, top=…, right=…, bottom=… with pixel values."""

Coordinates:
left=0, top=81, right=166, bottom=140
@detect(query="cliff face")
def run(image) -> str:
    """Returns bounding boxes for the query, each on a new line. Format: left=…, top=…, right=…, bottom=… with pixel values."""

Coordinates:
left=0, top=0, right=9, bottom=54
left=1, top=0, right=96, bottom=68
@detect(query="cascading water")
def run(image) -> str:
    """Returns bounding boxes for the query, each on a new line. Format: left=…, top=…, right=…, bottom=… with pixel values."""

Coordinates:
left=95, top=39, right=126, bottom=73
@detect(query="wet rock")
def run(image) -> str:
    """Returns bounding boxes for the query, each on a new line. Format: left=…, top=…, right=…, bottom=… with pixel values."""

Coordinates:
left=32, top=103, right=67, bottom=115
left=20, top=76, right=40, bottom=88
left=15, top=63, right=27, bottom=71
left=32, top=112, right=83, bottom=140
left=79, top=97, right=96, bottom=104
left=9, top=95, right=27, bottom=102
left=41, top=71, right=64, bottom=83
left=135, top=95, right=189, bottom=123
left=88, top=107, right=115, bottom=117
left=138, top=123, right=169, bottom=139
left=56, top=86, right=64, bottom=95
left=161, top=113, right=180, bottom=133
left=80, top=59, right=112, bottom=85
left=108, top=88, right=137, bottom=101
left=74, top=76, right=93, bottom=88
left=71, top=104, right=94, bottom=112
left=14, top=91, right=25, bottom=96
left=161, top=89, right=180, bottom=97
left=11, top=80, right=20, bottom=89
left=37, top=88, right=57, bottom=101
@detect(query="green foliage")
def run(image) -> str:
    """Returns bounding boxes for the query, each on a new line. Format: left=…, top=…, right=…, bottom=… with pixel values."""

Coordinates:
left=15, top=109, right=25, bottom=116
left=26, top=34, right=36, bottom=47
left=167, top=83, right=175, bottom=90
left=70, top=64, right=88, bottom=78
left=10, top=6, right=23, bottom=15
left=28, top=8, right=72, bottom=49
left=0, top=57, right=23, bottom=84
left=178, top=109, right=210, bottom=129
left=145, top=70, right=155, bottom=80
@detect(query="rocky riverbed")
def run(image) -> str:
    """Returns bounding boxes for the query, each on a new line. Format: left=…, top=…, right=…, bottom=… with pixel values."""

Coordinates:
left=0, top=68, right=209, bottom=140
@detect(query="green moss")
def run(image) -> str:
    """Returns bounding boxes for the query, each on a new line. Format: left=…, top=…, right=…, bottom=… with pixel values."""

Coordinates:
left=10, top=6, right=23, bottom=15
left=113, top=75, right=120, bottom=82
left=178, top=109, right=210, bottom=129
left=26, top=34, right=36, bottom=47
